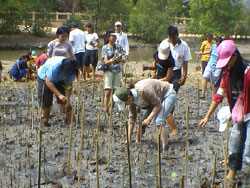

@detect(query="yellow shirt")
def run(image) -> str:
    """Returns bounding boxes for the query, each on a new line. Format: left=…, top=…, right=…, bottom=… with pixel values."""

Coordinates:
left=27, top=56, right=37, bottom=67
left=200, top=41, right=212, bottom=62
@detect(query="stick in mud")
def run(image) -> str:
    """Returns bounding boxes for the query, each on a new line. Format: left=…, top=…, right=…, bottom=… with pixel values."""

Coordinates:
left=92, top=71, right=96, bottom=101
left=107, top=91, right=113, bottom=169
left=211, top=152, right=217, bottom=188
left=224, top=119, right=230, bottom=188
left=157, top=128, right=162, bottom=188
left=95, top=133, right=100, bottom=188
left=31, top=88, right=34, bottom=129
left=125, top=121, right=132, bottom=188
left=76, top=80, right=79, bottom=126
left=180, top=175, right=184, bottom=188
left=38, top=129, right=42, bottom=188
left=77, top=104, right=85, bottom=188
left=196, top=79, right=200, bottom=126
left=67, top=106, right=74, bottom=174
left=185, top=105, right=189, bottom=180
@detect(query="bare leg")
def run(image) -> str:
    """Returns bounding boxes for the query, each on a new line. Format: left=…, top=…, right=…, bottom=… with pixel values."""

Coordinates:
left=201, top=78, right=208, bottom=98
left=126, top=122, right=134, bottom=144
left=227, top=169, right=236, bottom=180
left=41, top=107, right=50, bottom=126
left=167, top=115, right=178, bottom=135
left=212, top=86, right=218, bottom=96
left=104, top=89, right=111, bottom=112
left=157, top=126, right=169, bottom=150
left=84, top=66, right=90, bottom=80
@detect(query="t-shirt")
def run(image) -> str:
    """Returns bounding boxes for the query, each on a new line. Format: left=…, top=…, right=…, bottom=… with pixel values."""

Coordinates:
left=115, top=31, right=129, bottom=56
left=9, top=60, right=28, bottom=78
left=85, top=33, right=99, bottom=50
left=153, top=51, right=175, bottom=79
left=200, top=40, right=212, bottom=62
left=38, top=56, right=75, bottom=84
left=207, top=44, right=218, bottom=68
left=48, top=39, right=74, bottom=57
left=69, top=28, right=86, bottom=54
left=35, top=53, right=47, bottom=67
left=166, top=38, right=192, bottom=71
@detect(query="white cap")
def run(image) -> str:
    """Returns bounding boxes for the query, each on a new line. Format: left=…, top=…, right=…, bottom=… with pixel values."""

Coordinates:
left=113, top=94, right=126, bottom=111
left=217, top=106, right=231, bottom=132
left=158, top=40, right=170, bottom=60
left=115, top=21, right=122, bottom=26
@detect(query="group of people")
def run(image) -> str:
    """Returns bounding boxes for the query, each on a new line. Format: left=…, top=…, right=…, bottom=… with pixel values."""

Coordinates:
left=5, top=22, right=249, bottom=182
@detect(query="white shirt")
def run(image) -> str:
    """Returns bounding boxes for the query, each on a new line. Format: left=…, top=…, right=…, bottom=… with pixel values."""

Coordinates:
left=69, top=28, right=86, bottom=54
left=115, top=31, right=129, bottom=56
left=85, top=32, right=99, bottom=50
left=164, top=39, right=192, bottom=70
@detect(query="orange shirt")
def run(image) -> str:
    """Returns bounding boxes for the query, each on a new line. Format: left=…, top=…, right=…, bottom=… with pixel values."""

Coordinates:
left=200, top=40, right=212, bottom=62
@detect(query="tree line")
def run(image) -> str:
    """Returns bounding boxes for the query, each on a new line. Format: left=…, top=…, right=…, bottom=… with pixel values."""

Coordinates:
left=0, top=0, right=250, bottom=41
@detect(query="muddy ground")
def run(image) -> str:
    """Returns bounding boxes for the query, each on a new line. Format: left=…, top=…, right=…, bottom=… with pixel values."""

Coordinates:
left=0, top=62, right=249, bottom=188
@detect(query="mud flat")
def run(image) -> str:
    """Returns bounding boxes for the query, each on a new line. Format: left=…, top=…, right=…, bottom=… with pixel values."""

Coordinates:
left=0, top=62, right=249, bottom=188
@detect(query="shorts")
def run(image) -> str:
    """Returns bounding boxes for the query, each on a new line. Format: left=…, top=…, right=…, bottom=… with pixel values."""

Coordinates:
left=103, top=70, right=122, bottom=89
left=37, top=77, right=66, bottom=108
left=142, top=90, right=177, bottom=126
left=170, top=69, right=181, bottom=93
left=202, top=64, right=221, bottom=86
left=201, top=61, right=208, bottom=74
left=83, top=50, right=98, bottom=67
left=75, top=52, right=85, bottom=67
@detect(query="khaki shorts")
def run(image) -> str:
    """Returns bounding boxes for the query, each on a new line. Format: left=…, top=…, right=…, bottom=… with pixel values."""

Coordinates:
left=103, top=71, right=122, bottom=89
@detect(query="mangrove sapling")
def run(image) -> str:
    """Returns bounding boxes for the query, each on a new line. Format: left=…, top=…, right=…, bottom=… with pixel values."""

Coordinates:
left=211, top=152, right=217, bottom=188
left=67, top=106, right=74, bottom=174
left=77, top=104, right=85, bottom=188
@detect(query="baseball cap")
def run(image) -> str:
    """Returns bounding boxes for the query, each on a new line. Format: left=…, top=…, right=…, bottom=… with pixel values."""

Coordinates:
left=217, top=106, right=231, bottom=132
left=112, top=88, right=128, bottom=111
left=115, top=21, right=122, bottom=26
left=216, top=40, right=236, bottom=69
left=158, top=40, right=170, bottom=60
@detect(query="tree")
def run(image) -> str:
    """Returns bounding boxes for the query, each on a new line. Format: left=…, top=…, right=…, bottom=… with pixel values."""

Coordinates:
left=188, top=0, right=243, bottom=36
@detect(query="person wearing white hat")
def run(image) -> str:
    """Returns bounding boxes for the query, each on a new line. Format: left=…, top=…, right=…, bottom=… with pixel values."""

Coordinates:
left=114, top=21, right=129, bottom=57
left=113, top=79, right=177, bottom=150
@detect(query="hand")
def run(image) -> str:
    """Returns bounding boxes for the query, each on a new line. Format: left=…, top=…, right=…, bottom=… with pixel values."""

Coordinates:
left=142, top=118, right=151, bottom=127
left=198, top=116, right=209, bottom=129
left=178, top=76, right=186, bottom=86
left=142, top=65, right=147, bottom=71
left=58, top=95, right=67, bottom=104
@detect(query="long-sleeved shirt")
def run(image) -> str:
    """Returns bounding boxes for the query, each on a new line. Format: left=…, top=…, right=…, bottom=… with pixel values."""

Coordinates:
left=115, top=31, right=129, bottom=56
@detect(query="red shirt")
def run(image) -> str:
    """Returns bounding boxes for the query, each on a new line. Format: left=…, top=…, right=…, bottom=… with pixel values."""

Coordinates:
left=35, top=53, right=47, bottom=67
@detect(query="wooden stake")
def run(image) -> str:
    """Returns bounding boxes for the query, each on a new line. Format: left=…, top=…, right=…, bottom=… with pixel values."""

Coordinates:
left=196, top=79, right=200, bottom=126
left=67, top=106, right=74, bottom=174
left=157, top=129, right=162, bottom=188
left=125, top=121, right=132, bottom=188
left=211, top=152, right=217, bottom=188
left=180, top=175, right=184, bottom=188
left=92, top=71, right=96, bottom=101
left=77, top=104, right=85, bottom=188
left=107, top=94, right=113, bottom=169
left=76, top=80, right=79, bottom=126
left=95, top=133, right=99, bottom=188
left=38, top=129, right=42, bottom=188
left=31, top=89, right=34, bottom=129
left=224, top=119, right=230, bottom=188
left=185, top=106, right=189, bottom=180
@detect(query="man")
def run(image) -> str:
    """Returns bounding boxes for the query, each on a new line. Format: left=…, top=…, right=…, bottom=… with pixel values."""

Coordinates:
left=199, top=33, right=213, bottom=74
left=165, top=26, right=192, bottom=135
left=37, top=56, right=79, bottom=127
left=69, top=22, right=86, bottom=75
left=114, top=21, right=129, bottom=84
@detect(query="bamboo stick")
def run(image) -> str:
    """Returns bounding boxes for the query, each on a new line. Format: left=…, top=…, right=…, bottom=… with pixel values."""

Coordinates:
left=76, top=80, right=79, bottom=126
left=95, top=133, right=99, bottom=188
left=196, top=79, right=200, bottom=127
left=157, top=129, right=162, bottom=188
left=185, top=106, right=189, bottom=180
left=67, top=106, right=74, bottom=174
left=125, top=121, right=132, bottom=188
left=211, top=152, right=217, bottom=188
left=92, top=71, right=96, bottom=101
left=139, top=91, right=143, bottom=153
left=180, top=175, right=184, bottom=188
left=31, top=89, right=34, bottom=129
left=107, top=93, right=113, bottom=169
left=38, top=129, right=42, bottom=188
left=224, top=119, right=230, bottom=188
left=77, top=104, right=85, bottom=188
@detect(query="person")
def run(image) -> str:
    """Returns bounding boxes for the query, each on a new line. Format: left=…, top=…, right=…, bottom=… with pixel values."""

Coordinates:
left=0, top=60, right=2, bottom=82
left=35, top=51, right=48, bottom=71
left=199, top=40, right=250, bottom=181
left=113, top=79, right=177, bottom=150
left=9, top=55, right=31, bottom=81
left=165, top=26, right=192, bottom=135
left=69, top=22, right=86, bottom=76
left=200, top=37, right=223, bottom=99
left=142, top=40, right=175, bottom=82
left=37, top=56, right=79, bottom=127
left=47, top=26, right=75, bottom=58
left=114, top=21, right=129, bottom=85
left=83, top=23, right=99, bottom=80
left=199, top=33, right=213, bottom=74
left=27, top=51, right=37, bottom=76
left=102, top=30, right=126, bottom=115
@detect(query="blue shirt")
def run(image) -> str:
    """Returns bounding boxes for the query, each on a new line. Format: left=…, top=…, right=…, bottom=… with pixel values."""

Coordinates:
left=208, top=44, right=218, bottom=68
left=38, top=56, right=75, bottom=84
left=9, top=60, right=28, bottom=78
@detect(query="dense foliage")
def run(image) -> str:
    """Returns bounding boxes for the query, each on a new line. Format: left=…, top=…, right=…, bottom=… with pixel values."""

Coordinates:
left=0, top=0, right=249, bottom=40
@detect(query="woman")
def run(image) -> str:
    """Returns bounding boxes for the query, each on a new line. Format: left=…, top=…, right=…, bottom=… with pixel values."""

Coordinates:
left=199, top=40, right=250, bottom=181
left=199, top=33, right=213, bottom=74
left=113, top=79, right=177, bottom=149
left=102, top=30, right=125, bottom=114
left=47, top=26, right=75, bottom=58
left=200, top=36, right=223, bottom=99
left=83, top=23, right=99, bottom=80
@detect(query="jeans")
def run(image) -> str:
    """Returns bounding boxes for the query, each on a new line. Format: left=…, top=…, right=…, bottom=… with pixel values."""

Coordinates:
left=228, top=120, right=250, bottom=171
left=142, top=90, right=177, bottom=126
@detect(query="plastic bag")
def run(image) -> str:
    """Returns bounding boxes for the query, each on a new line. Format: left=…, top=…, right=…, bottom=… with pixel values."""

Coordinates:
left=232, top=92, right=244, bottom=123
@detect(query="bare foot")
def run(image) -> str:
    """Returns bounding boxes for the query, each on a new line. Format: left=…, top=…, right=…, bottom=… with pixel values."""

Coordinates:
left=170, top=129, right=178, bottom=136
left=220, top=159, right=229, bottom=166
left=226, top=170, right=236, bottom=180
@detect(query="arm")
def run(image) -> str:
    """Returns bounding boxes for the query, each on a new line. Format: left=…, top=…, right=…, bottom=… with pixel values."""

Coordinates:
left=160, top=67, right=173, bottom=82
left=142, top=103, right=161, bottom=126
left=125, top=35, right=129, bottom=56
left=199, top=101, right=219, bottom=129
left=178, top=61, right=188, bottom=86
left=45, top=77, right=67, bottom=103
left=65, top=83, right=72, bottom=106
left=93, top=39, right=99, bottom=47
